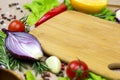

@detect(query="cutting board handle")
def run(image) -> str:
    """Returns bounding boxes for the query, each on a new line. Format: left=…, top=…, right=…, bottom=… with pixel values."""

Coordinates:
left=108, top=63, right=120, bottom=70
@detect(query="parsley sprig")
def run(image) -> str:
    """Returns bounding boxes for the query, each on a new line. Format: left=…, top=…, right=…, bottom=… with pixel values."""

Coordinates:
left=92, top=8, right=116, bottom=22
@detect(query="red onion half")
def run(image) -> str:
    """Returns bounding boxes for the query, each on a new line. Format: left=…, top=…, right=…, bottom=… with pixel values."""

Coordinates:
left=2, top=28, right=43, bottom=61
left=115, top=9, right=120, bottom=23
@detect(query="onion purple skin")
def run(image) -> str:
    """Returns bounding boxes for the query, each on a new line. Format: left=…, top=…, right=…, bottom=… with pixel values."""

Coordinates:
left=2, top=28, right=43, bottom=61
left=115, top=9, right=120, bottom=23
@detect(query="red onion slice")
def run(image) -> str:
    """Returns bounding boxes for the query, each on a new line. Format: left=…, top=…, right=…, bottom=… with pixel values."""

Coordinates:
left=115, top=9, right=120, bottom=23
left=2, top=28, right=43, bottom=61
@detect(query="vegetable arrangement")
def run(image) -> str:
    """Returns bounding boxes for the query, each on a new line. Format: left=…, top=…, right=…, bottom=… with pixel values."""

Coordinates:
left=0, top=29, right=49, bottom=74
left=0, top=28, right=107, bottom=80
left=0, top=0, right=120, bottom=80
left=23, top=0, right=61, bottom=26
left=23, top=0, right=73, bottom=26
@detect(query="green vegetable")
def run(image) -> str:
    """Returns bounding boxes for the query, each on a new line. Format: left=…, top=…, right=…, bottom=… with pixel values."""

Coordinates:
left=58, top=77, right=70, bottom=80
left=64, top=0, right=74, bottom=10
left=25, top=70, right=36, bottom=80
left=92, top=8, right=116, bottom=22
left=24, top=0, right=60, bottom=26
left=85, top=72, right=107, bottom=80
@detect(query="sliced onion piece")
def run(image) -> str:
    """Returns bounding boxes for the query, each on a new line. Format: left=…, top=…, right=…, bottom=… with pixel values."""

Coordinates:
left=45, top=56, right=61, bottom=74
left=115, top=9, right=120, bottom=23
left=2, top=28, right=43, bottom=61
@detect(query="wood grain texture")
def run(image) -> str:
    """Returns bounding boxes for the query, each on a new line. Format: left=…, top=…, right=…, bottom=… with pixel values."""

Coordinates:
left=108, top=0, right=120, bottom=11
left=30, top=10, right=120, bottom=79
left=108, top=0, right=120, bottom=6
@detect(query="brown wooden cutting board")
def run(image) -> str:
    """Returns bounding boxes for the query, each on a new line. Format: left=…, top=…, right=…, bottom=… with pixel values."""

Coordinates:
left=30, top=10, right=120, bottom=79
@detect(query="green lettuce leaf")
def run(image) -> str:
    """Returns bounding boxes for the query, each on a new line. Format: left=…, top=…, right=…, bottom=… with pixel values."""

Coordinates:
left=24, top=0, right=60, bottom=26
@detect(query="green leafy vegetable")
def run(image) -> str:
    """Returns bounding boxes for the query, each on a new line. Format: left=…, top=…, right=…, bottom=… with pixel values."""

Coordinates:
left=85, top=72, right=107, bottom=80
left=58, top=77, right=70, bottom=80
left=24, top=0, right=60, bottom=26
left=25, top=70, right=36, bottom=80
left=89, top=72, right=107, bottom=80
left=92, top=8, right=116, bottom=22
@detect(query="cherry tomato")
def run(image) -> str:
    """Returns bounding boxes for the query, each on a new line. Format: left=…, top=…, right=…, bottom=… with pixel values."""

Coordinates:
left=66, top=60, right=88, bottom=80
left=8, top=20, right=25, bottom=32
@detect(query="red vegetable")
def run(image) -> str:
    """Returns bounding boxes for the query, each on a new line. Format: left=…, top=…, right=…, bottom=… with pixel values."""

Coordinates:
left=35, top=3, right=67, bottom=27
left=2, top=28, right=43, bottom=61
left=8, top=19, right=25, bottom=32
left=66, top=60, right=88, bottom=80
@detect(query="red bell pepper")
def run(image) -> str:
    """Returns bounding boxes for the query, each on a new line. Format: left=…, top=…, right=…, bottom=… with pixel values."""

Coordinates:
left=35, top=3, right=67, bottom=27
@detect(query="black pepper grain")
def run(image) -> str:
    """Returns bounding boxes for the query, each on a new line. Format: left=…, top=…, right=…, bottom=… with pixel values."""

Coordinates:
left=7, top=18, right=11, bottom=21
left=0, top=20, right=4, bottom=24
left=12, top=3, right=16, bottom=6
left=2, top=16, right=7, bottom=19
left=16, top=7, right=20, bottom=10
left=8, top=3, right=19, bottom=7
left=20, top=10, right=23, bottom=13
left=16, top=3, right=19, bottom=5
left=8, top=4, right=12, bottom=7
left=1, top=14, right=5, bottom=17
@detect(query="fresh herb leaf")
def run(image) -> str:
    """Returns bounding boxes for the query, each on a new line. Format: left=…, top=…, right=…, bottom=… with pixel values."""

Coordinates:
left=0, top=46, right=10, bottom=69
left=92, top=8, right=116, bottom=22
left=8, top=54, right=27, bottom=71
left=0, top=31, right=6, bottom=46
left=0, top=30, right=27, bottom=71
left=32, top=61, right=49, bottom=76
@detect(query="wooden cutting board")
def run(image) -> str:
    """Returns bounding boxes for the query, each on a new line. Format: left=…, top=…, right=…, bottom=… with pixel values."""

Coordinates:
left=30, top=10, right=120, bottom=79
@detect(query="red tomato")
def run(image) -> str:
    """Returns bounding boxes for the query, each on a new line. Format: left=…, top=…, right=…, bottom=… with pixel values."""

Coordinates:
left=8, top=20, right=25, bottom=32
left=66, top=60, right=88, bottom=80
